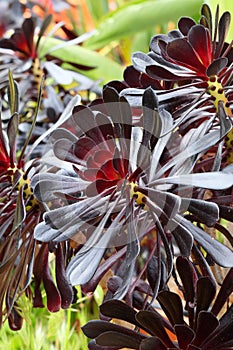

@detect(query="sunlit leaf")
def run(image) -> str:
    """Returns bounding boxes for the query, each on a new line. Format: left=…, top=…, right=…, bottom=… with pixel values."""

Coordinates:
left=206, top=0, right=233, bottom=42
left=39, top=37, right=123, bottom=84
left=84, top=0, right=203, bottom=50
left=7, top=70, right=19, bottom=115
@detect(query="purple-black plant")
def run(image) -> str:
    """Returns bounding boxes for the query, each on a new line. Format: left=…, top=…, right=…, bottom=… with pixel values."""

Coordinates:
left=33, top=85, right=233, bottom=301
left=83, top=257, right=233, bottom=350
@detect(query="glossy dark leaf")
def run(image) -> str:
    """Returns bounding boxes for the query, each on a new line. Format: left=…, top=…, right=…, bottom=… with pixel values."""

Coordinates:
left=151, top=213, right=173, bottom=278
left=119, top=95, right=132, bottom=139
left=35, top=195, right=104, bottom=241
left=171, top=222, right=193, bottom=256
left=8, top=306, right=23, bottom=331
left=178, top=17, right=196, bottom=35
left=211, top=268, right=233, bottom=316
left=53, top=138, right=78, bottom=163
left=124, top=65, right=141, bottom=87
left=137, top=88, right=158, bottom=168
left=157, top=123, right=231, bottom=177
left=96, top=331, right=140, bottom=349
left=167, top=38, right=206, bottom=73
left=201, top=3, right=212, bottom=33
left=100, top=300, right=141, bottom=328
left=88, top=340, right=118, bottom=350
left=175, top=324, right=195, bottom=349
left=103, top=86, right=121, bottom=123
left=146, top=255, right=163, bottom=296
left=142, top=87, right=158, bottom=134
left=43, top=260, right=61, bottom=313
left=22, top=17, right=35, bottom=53
left=149, top=108, right=173, bottom=182
left=82, top=320, right=144, bottom=342
left=157, top=290, right=184, bottom=326
left=202, top=306, right=233, bottom=349
left=218, top=304, right=233, bottom=331
left=188, top=25, right=211, bottom=68
left=219, top=205, right=233, bottom=222
left=140, top=337, right=167, bottom=350
left=178, top=216, right=233, bottom=267
left=36, top=14, right=53, bottom=51
left=206, top=57, right=228, bottom=76
left=216, top=11, right=231, bottom=57
left=191, top=311, right=219, bottom=346
left=136, top=310, right=175, bottom=348
left=181, top=198, right=219, bottom=227
left=51, top=128, right=78, bottom=144
left=146, top=64, right=190, bottom=81
left=55, top=243, right=73, bottom=309
left=66, top=207, right=124, bottom=286
left=176, top=256, right=197, bottom=303
left=196, top=277, right=216, bottom=317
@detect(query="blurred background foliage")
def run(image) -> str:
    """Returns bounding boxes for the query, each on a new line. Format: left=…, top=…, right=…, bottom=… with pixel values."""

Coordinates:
left=0, top=0, right=232, bottom=348
left=37, top=0, right=233, bottom=84
left=39, top=0, right=204, bottom=83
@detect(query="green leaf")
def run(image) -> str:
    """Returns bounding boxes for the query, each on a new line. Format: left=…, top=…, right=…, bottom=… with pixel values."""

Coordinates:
left=205, top=0, right=233, bottom=42
left=83, top=0, right=203, bottom=50
left=85, top=0, right=110, bottom=23
left=7, top=70, right=19, bottom=115
left=40, top=37, right=123, bottom=84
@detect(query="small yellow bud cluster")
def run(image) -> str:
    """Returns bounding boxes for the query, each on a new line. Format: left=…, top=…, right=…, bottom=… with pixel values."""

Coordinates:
left=7, top=166, right=38, bottom=211
left=129, top=182, right=149, bottom=211
left=208, top=75, right=233, bottom=163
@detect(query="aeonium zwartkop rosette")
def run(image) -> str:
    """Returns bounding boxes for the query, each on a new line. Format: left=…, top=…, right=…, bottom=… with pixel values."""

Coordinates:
left=0, top=15, right=98, bottom=126
left=33, top=86, right=233, bottom=299
left=0, top=80, right=80, bottom=330
left=121, top=4, right=233, bottom=162
left=83, top=257, right=233, bottom=350
left=0, top=92, right=41, bottom=329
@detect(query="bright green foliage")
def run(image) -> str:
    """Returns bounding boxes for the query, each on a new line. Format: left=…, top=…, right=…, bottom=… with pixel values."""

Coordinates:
left=206, top=0, right=233, bottom=42
left=39, top=0, right=204, bottom=84
left=83, top=0, right=203, bottom=50
left=39, top=37, right=124, bottom=84
left=0, top=289, right=102, bottom=350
